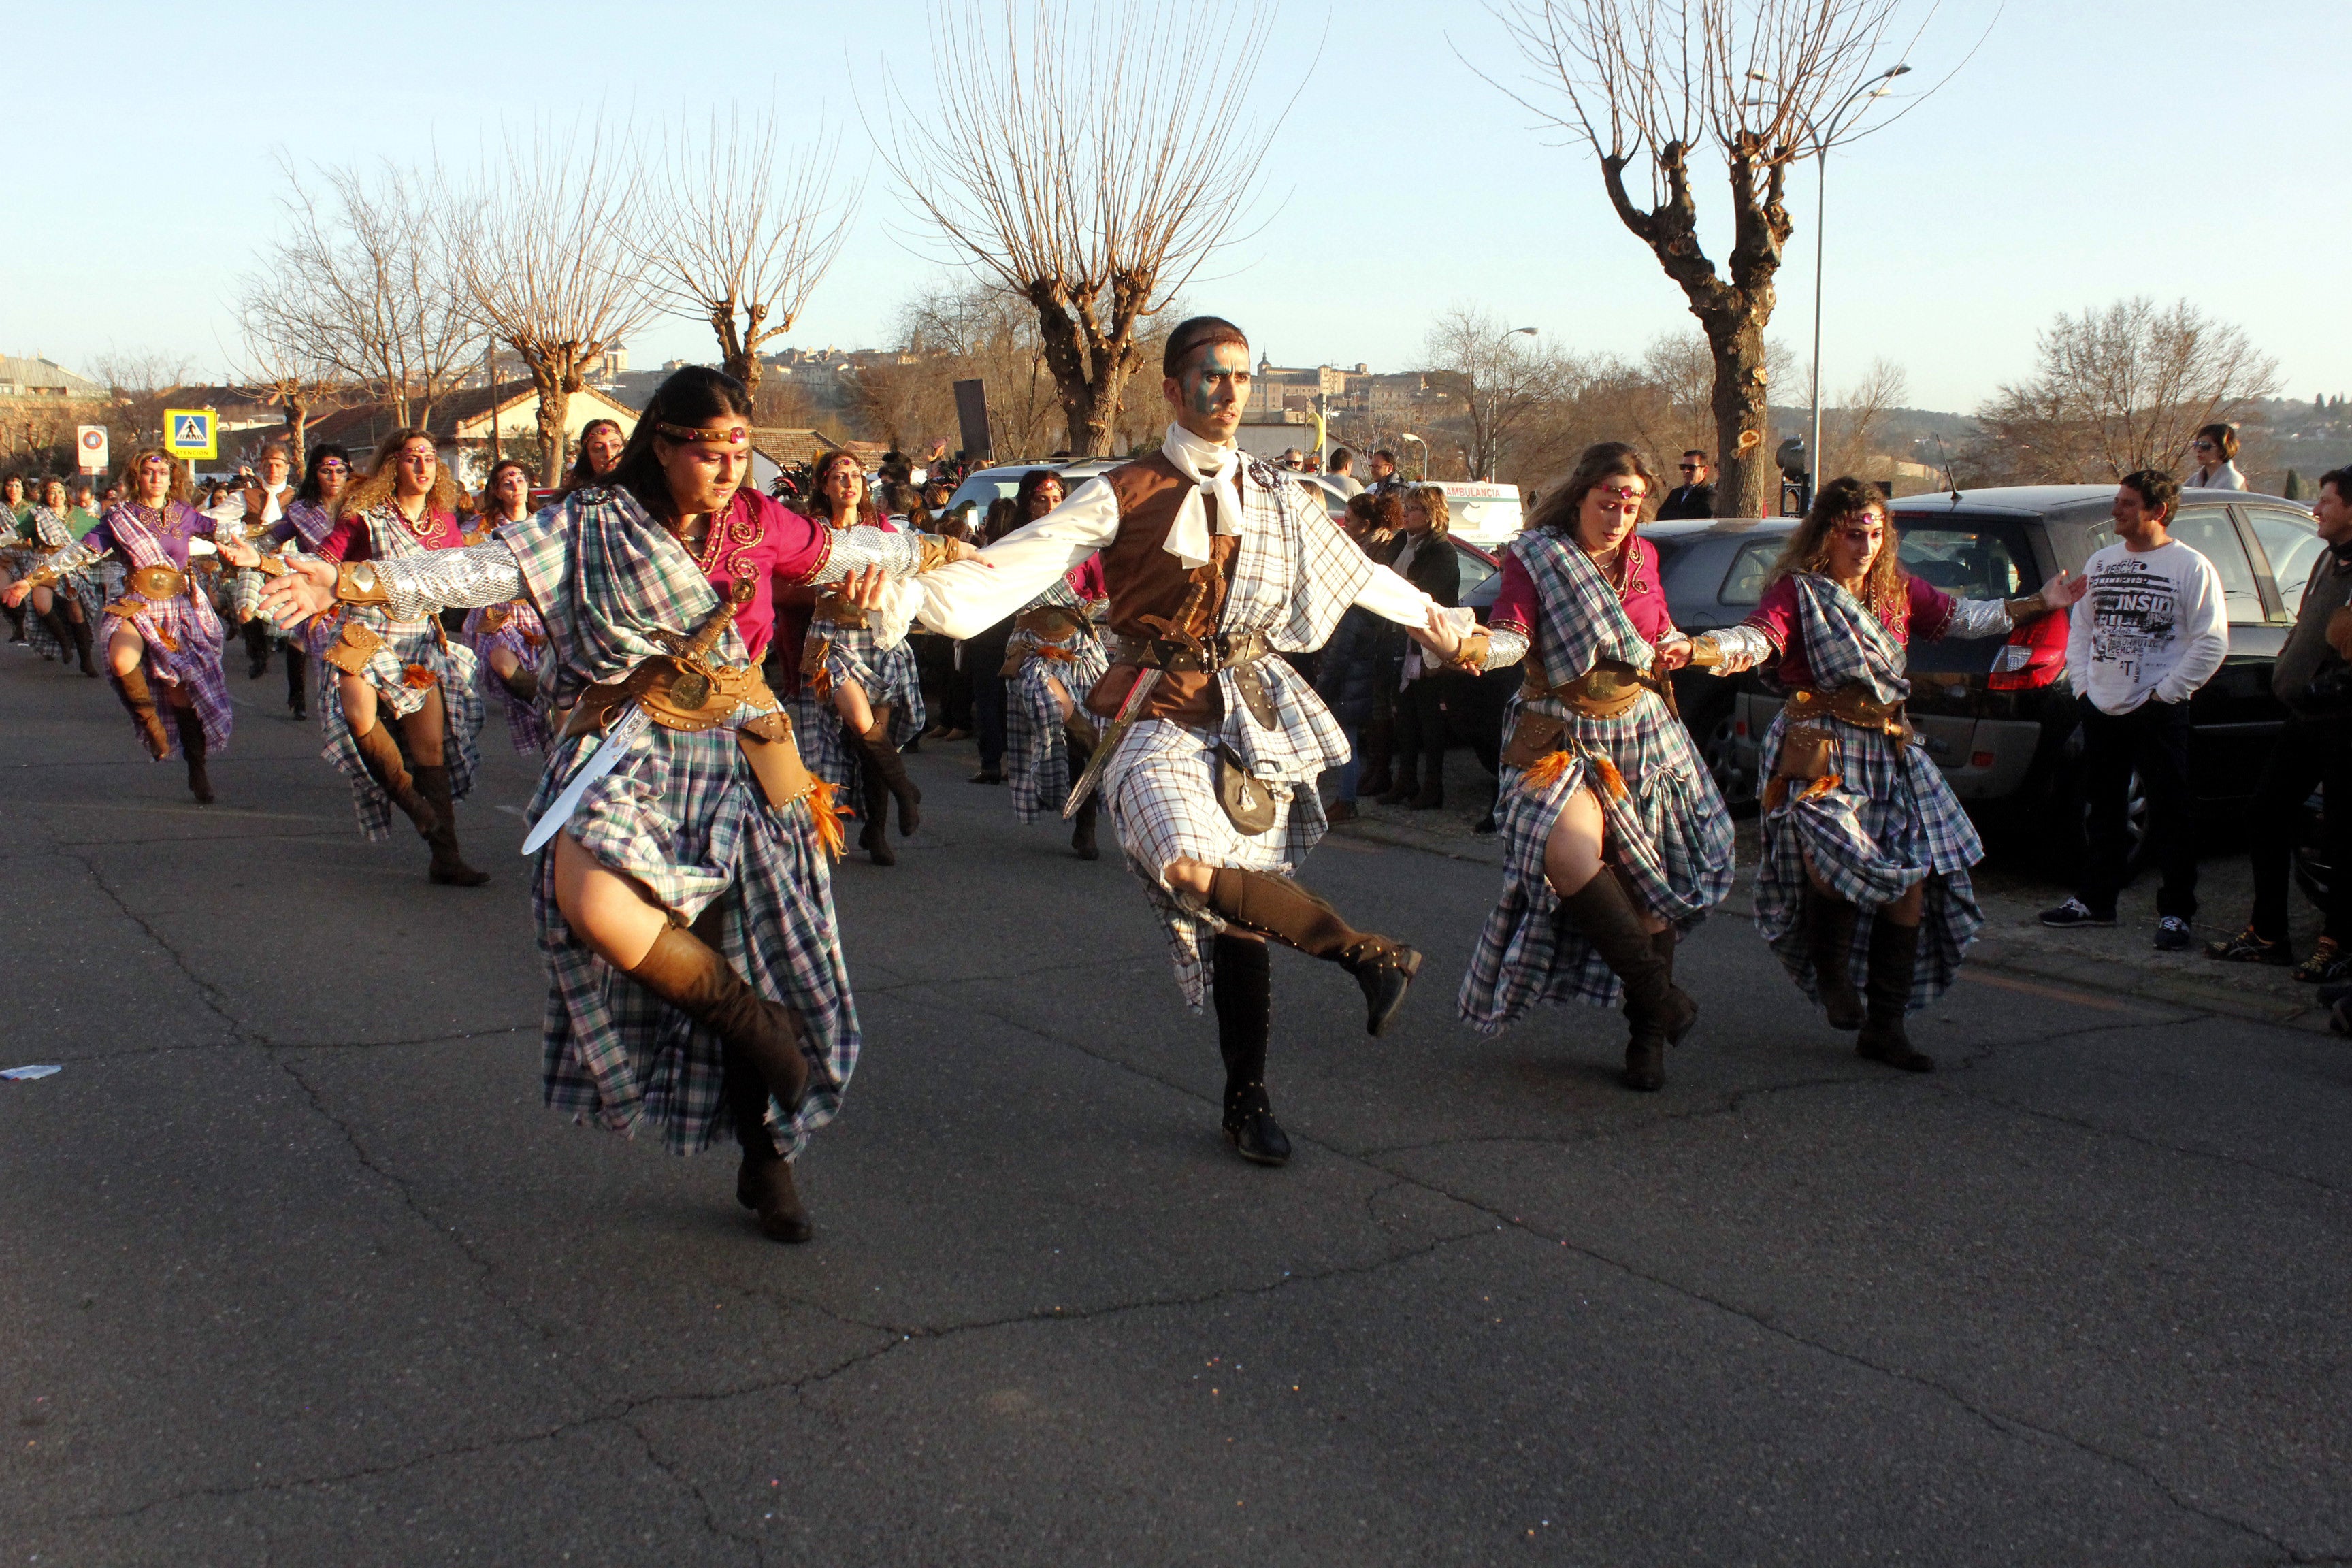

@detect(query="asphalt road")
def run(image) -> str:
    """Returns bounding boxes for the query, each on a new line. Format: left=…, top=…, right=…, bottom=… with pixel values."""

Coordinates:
left=4, top=646, right=2348, bottom=1567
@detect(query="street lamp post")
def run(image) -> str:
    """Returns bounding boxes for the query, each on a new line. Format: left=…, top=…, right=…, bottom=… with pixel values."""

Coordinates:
left=1396, top=431, right=1429, bottom=480
left=1750, top=65, right=1908, bottom=506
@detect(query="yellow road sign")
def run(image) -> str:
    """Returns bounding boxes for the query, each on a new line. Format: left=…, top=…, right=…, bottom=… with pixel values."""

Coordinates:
left=163, top=408, right=218, bottom=461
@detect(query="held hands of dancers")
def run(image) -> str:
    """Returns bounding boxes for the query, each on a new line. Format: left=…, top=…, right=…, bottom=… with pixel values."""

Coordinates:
left=257, top=556, right=341, bottom=627
left=1407, top=603, right=1471, bottom=663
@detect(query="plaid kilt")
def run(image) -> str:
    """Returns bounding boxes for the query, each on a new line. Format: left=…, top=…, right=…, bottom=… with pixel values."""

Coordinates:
left=463, top=602, right=551, bottom=756
left=1006, top=632, right=1107, bottom=822
left=795, top=621, right=926, bottom=796
left=1106, top=717, right=1326, bottom=1009
left=101, top=586, right=232, bottom=759
left=23, top=575, right=103, bottom=661
left=317, top=614, right=485, bottom=840
left=1751, top=705, right=1985, bottom=1013
left=531, top=723, right=859, bottom=1160
left=1459, top=689, right=1737, bottom=1030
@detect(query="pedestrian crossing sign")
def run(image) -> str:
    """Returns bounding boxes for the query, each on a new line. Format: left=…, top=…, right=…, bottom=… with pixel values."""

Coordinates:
left=164, top=408, right=217, bottom=461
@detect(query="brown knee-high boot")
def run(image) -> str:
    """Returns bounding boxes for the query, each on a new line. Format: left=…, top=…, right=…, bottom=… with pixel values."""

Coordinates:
left=725, top=1043, right=813, bottom=1244
left=350, top=719, right=439, bottom=836
left=857, top=702, right=921, bottom=835
left=627, top=926, right=812, bottom=1116
left=1855, top=915, right=1933, bottom=1072
left=495, top=663, right=538, bottom=704
left=1205, top=868, right=1422, bottom=1036
left=1558, top=866, right=1697, bottom=1092
left=173, top=707, right=214, bottom=804
left=412, top=765, right=488, bottom=887
left=113, top=665, right=172, bottom=757
left=1805, top=887, right=1865, bottom=1030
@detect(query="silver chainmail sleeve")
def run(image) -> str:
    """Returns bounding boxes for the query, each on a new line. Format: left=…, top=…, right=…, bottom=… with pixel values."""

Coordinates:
left=1484, top=627, right=1531, bottom=670
left=16, top=538, right=102, bottom=587
left=335, top=540, right=527, bottom=621
left=1944, top=596, right=2015, bottom=640
left=1703, top=625, right=1776, bottom=673
left=817, top=525, right=930, bottom=582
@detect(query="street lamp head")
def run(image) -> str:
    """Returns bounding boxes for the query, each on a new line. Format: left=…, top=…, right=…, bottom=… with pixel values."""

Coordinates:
left=1513, top=327, right=1537, bottom=337
left=1885, top=63, right=1912, bottom=78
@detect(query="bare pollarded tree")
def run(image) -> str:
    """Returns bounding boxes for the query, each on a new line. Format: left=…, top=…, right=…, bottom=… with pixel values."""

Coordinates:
left=1490, top=0, right=1962, bottom=517
left=879, top=0, right=1295, bottom=457
left=639, top=105, right=858, bottom=395
left=443, top=120, right=657, bottom=483
left=261, top=156, right=478, bottom=429
left=229, top=276, right=344, bottom=472
left=1423, top=309, right=1572, bottom=481
left=1969, top=298, right=2281, bottom=485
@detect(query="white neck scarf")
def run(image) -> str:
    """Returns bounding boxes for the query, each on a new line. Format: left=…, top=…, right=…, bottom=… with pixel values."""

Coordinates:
left=1160, top=422, right=1245, bottom=570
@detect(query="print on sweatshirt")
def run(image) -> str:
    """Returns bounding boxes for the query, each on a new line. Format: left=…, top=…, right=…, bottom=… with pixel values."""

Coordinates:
left=2063, top=539, right=2230, bottom=715
left=2083, top=553, right=2182, bottom=684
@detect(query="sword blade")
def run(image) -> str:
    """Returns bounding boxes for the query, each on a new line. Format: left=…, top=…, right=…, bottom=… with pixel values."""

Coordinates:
left=1062, top=666, right=1161, bottom=818
left=521, top=706, right=652, bottom=855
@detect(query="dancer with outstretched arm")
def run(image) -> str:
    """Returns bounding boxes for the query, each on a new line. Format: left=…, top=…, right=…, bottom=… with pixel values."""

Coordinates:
left=900, top=317, right=1473, bottom=1168
left=259, top=368, right=975, bottom=1243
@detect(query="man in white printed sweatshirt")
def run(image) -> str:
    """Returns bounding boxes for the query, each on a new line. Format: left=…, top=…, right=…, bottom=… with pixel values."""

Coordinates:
left=2041, top=470, right=2229, bottom=949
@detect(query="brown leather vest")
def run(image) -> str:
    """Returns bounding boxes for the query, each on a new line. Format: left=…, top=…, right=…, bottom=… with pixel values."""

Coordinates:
left=1085, top=454, right=1240, bottom=726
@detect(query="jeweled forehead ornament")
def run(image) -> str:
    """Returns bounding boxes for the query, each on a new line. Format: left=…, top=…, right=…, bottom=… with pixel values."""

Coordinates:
left=656, top=422, right=751, bottom=447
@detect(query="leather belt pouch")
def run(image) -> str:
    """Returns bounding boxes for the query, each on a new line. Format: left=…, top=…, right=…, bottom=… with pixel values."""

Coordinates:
left=1501, top=710, right=1569, bottom=770
left=1215, top=745, right=1279, bottom=836
left=323, top=619, right=385, bottom=676
left=1774, top=723, right=1837, bottom=780
left=738, top=726, right=814, bottom=813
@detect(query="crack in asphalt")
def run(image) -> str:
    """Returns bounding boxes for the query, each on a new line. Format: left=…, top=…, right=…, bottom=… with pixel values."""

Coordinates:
left=58, top=847, right=254, bottom=1045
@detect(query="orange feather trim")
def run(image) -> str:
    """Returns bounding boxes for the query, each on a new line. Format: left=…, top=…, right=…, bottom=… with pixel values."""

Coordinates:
left=1588, top=752, right=1629, bottom=803
left=802, top=777, right=851, bottom=861
left=1797, top=772, right=1844, bottom=803
left=1520, top=749, right=1578, bottom=795
left=401, top=663, right=438, bottom=689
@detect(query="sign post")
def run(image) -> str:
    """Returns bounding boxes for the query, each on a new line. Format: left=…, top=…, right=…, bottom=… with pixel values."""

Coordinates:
left=76, top=426, right=110, bottom=476
left=163, top=408, right=218, bottom=486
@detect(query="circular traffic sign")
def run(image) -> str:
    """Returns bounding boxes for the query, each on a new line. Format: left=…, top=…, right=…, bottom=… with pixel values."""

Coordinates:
left=80, top=430, right=104, bottom=451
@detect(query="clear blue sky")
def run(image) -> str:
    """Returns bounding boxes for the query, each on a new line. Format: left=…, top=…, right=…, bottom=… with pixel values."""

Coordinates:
left=7, top=0, right=2342, bottom=414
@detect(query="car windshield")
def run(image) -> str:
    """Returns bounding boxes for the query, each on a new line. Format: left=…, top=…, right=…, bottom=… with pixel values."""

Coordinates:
left=944, top=471, right=1030, bottom=514
left=1718, top=538, right=1783, bottom=606
left=1897, top=525, right=2029, bottom=602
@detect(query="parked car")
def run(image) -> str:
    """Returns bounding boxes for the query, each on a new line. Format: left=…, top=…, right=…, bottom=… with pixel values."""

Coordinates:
left=1697, top=485, right=2317, bottom=857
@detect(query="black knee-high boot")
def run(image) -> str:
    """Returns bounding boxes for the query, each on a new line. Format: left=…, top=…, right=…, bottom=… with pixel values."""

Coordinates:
left=1805, top=887, right=1865, bottom=1030
left=1205, top=868, right=1421, bottom=1036
left=67, top=613, right=96, bottom=677
left=174, top=707, right=214, bottom=804
left=1065, top=726, right=1100, bottom=860
left=1211, top=934, right=1288, bottom=1166
left=4, top=602, right=26, bottom=642
left=1558, top=866, right=1697, bottom=1092
left=1855, top=916, right=1933, bottom=1072
left=242, top=617, right=272, bottom=679
left=284, top=647, right=308, bottom=717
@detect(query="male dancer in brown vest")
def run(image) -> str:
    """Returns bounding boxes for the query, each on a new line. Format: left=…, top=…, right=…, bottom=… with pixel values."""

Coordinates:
left=902, top=317, right=1481, bottom=1165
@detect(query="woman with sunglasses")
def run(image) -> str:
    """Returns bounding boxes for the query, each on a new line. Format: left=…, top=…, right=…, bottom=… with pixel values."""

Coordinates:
left=1697, top=477, right=2080, bottom=1071
left=258, top=367, right=976, bottom=1244
left=1458, top=443, right=1734, bottom=1092
left=282, top=429, right=493, bottom=885
left=462, top=458, right=552, bottom=757
left=2185, top=424, right=2248, bottom=491
left=795, top=447, right=931, bottom=866
left=5, top=450, right=235, bottom=801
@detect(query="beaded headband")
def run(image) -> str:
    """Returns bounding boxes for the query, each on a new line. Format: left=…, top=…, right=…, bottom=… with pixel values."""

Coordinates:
left=656, top=421, right=751, bottom=447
